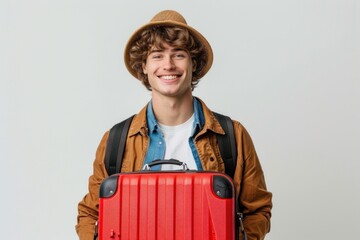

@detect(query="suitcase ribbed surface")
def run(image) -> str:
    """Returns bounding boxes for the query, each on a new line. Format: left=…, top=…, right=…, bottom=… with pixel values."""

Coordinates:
left=99, top=172, right=235, bottom=240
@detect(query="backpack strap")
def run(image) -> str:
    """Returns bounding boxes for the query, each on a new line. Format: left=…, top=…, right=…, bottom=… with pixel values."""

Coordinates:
left=213, top=112, right=237, bottom=178
left=214, top=112, right=247, bottom=240
left=104, top=115, right=134, bottom=176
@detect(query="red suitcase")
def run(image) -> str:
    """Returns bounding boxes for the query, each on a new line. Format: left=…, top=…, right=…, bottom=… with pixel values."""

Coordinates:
left=97, top=160, right=236, bottom=240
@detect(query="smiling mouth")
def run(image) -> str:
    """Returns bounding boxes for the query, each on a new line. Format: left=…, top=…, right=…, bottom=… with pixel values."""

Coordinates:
left=158, top=75, right=180, bottom=80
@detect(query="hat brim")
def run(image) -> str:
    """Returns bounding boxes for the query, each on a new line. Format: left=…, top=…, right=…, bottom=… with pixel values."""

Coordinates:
left=124, top=20, right=213, bottom=81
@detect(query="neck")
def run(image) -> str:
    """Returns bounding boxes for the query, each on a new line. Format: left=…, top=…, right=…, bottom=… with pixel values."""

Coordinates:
left=151, top=92, right=194, bottom=126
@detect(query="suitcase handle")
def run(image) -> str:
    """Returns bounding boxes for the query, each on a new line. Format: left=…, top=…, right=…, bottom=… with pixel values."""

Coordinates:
left=142, top=159, right=189, bottom=171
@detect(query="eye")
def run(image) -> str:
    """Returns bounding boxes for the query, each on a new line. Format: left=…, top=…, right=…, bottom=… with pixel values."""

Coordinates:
left=152, top=54, right=162, bottom=59
left=174, top=52, right=187, bottom=59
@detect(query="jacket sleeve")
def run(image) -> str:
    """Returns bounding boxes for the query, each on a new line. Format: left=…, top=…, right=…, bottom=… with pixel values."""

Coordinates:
left=76, top=131, right=110, bottom=240
left=233, top=122, right=273, bottom=240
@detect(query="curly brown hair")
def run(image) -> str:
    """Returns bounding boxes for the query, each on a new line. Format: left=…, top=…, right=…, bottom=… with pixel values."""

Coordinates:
left=128, top=26, right=207, bottom=90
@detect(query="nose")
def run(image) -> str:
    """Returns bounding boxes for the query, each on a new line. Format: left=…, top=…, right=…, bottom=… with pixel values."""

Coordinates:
left=163, top=56, right=175, bottom=70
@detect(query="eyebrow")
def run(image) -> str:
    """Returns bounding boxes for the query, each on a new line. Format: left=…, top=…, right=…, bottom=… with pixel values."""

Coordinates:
left=148, top=49, right=163, bottom=54
left=148, top=47, right=186, bottom=54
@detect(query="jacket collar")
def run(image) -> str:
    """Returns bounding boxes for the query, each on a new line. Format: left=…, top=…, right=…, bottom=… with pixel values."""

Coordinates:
left=127, top=104, right=148, bottom=137
left=194, top=97, right=225, bottom=137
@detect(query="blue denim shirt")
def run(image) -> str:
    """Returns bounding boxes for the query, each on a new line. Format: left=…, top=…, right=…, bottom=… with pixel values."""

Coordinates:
left=143, top=97, right=205, bottom=170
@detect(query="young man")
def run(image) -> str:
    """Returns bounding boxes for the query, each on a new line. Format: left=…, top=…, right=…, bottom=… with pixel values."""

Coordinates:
left=76, top=10, right=272, bottom=240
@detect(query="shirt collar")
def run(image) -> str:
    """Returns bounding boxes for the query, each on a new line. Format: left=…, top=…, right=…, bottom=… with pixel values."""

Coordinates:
left=146, top=101, right=158, bottom=133
left=192, top=97, right=205, bottom=136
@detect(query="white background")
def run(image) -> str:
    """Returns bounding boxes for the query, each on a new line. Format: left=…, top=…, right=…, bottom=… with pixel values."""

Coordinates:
left=1, top=0, right=359, bottom=239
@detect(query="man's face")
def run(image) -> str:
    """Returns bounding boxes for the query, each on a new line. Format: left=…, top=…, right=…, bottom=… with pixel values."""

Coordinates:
left=142, top=43, right=193, bottom=99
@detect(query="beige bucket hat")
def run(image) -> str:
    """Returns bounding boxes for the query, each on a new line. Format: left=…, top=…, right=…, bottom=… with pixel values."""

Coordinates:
left=124, top=10, right=213, bottom=80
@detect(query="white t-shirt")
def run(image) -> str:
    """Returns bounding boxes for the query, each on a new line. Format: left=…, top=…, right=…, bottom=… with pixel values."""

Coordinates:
left=158, top=114, right=197, bottom=170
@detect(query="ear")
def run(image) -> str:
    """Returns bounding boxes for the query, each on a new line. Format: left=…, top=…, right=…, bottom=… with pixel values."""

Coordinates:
left=192, top=61, right=197, bottom=72
left=142, top=63, right=147, bottom=74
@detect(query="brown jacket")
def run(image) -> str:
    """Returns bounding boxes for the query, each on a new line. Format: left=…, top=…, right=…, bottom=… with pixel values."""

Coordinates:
left=76, top=99, right=272, bottom=240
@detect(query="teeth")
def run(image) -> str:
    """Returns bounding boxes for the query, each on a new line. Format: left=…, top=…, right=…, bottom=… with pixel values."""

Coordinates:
left=161, top=75, right=177, bottom=80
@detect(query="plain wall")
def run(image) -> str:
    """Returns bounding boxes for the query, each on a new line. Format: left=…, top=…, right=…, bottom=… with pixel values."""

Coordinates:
left=1, top=0, right=359, bottom=239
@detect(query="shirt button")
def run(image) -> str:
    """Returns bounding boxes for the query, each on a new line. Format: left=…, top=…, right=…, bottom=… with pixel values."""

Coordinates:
left=159, top=141, right=162, bottom=145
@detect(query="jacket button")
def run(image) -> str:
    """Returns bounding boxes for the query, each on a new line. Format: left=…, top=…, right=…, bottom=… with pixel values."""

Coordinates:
left=210, top=157, right=214, bottom=162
